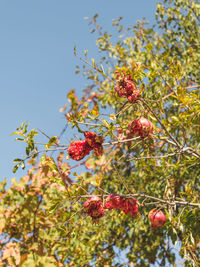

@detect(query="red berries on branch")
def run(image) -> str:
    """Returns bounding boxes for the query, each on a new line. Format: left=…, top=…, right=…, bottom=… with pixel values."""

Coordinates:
left=68, top=131, right=104, bottom=161
left=114, top=72, right=141, bottom=103
left=128, top=117, right=154, bottom=139
left=148, top=209, right=166, bottom=229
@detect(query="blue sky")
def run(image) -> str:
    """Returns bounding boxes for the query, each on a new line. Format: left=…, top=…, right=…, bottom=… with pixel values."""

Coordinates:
left=0, top=0, right=158, bottom=182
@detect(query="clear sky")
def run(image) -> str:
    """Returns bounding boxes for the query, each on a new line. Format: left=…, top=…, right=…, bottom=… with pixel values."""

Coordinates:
left=0, top=0, right=158, bottom=182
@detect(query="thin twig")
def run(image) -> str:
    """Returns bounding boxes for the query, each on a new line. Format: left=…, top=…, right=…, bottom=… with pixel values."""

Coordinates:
left=128, top=152, right=182, bottom=161
left=74, top=51, right=113, bottom=82
left=35, top=142, right=67, bottom=147
left=115, top=101, right=129, bottom=118
left=75, top=121, right=102, bottom=127
left=185, top=84, right=200, bottom=89
left=103, top=136, right=140, bottom=146
left=113, top=165, right=130, bottom=193
left=151, top=51, right=178, bottom=97
left=70, top=158, right=88, bottom=169
left=37, top=128, right=51, bottom=139
left=128, top=147, right=200, bottom=161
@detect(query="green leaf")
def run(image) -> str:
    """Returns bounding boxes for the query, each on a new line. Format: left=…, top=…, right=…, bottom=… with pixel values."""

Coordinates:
left=19, top=121, right=27, bottom=130
left=91, top=58, right=95, bottom=68
left=13, top=163, right=21, bottom=173
left=40, top=153, right=46, bottom=165
left=0, top=178, right=7, bottom=193
left=102, top=119, right=110, bottom=128
left=10, top=131, right=25, bottom=137
left=48, top=161, right=58, bottom=172
left=13, top=158, right=22, bottom=163
left=21, top=161, right=25, bottom=170
left=15, top=138, right=25, bottom=141
left=45, top=136, right=57, bottom=149
left=145, top=43, right=153, bottom=52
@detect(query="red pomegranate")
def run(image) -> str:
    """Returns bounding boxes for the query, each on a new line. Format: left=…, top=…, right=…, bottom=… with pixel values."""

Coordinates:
left=68, top=139, right=92, bottom=161
left=83, top=196, right=102, bottom=209
left=83, top=196, right=104, bottom=222
left=127, top=89, right=141, bottom=103
left=148, top=209, right=166, bottom=229
left=115, top=72, right=137, bottom=96
left=128, top=117, right=154, bottom=139
left=114, top=71, right=141, bottom=103
left=68, top=131, right=104, bottom=161
left=119, top=197, right=139, bottom=217
left=104, top=194, right=121, bottom=210
left=104, top=195, right=139, bottom=217
left=84, top=131, right=104, bottom=156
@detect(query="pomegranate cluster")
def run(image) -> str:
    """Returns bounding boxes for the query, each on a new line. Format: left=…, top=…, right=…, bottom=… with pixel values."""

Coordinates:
left=68, top=131, right=104, bottom=161
left=83, top=196, right=167, bottom=229
left=83, top=194, right=139, bottom=222
left=114, top=72, right=141, bottom=103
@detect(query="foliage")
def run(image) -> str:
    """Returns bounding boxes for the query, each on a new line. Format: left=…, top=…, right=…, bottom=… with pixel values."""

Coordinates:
left=1, top=0, right=200, bottom=266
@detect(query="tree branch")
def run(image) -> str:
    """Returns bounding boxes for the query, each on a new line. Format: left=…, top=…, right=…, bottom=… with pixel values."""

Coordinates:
left=74, top=193, right=200, bottom=208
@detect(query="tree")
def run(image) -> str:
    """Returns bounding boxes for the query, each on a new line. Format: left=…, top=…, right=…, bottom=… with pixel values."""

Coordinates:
left=0, top=0, right=200, bottom=266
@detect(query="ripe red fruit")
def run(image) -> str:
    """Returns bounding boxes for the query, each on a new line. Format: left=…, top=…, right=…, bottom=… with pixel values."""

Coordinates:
left=127, top=89, right=141, bottom=103
left=68, top=131, right=104, bottom=161
left=115, top=72, right=138, bottom=98
left=104, top=195, right=139, bottom=217
left=84, top=131, right=104, bottom=156
left=148, top=209, right=166, bottom=229
left=68, top=139, right=92, bottom=161
left=128, top=117, right=154, bottom=139
left=104, top=194, right=121, bottom=210
left=119, top=197, right=139, bottom=217
left=83, top=195, right=102, bottom=209
left=83, top=196, right=104, bottom=222
left=93, top=143, right=103, bottom=156
left=126, top=82, right=133, bottom=91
